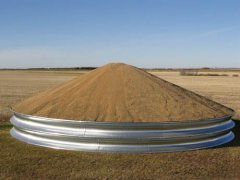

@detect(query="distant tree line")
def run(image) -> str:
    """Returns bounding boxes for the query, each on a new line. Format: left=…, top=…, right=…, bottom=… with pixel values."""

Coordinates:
left=0, top=67, right=97, bottom=71
left=179, top=70, right=239, bottom=77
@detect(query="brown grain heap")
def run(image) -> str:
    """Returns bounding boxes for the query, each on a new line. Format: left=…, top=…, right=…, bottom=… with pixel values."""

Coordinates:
left=14, top=63, right=233, bottom=122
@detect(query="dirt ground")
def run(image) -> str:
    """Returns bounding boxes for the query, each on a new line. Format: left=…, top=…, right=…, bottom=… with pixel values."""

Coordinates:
left=0, top=70, right=240, bottom=179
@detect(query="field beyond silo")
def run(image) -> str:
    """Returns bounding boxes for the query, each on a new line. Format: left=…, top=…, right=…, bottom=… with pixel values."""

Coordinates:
left=0, top=69, right=240, bottom=179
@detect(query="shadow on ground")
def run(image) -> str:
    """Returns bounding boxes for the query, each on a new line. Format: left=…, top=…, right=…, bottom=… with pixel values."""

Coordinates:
left=216, top=119, right=240, bottom=149
left=226, top=119, right=240, bottom=147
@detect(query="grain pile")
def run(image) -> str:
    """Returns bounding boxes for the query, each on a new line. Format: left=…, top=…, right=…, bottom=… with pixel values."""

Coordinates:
left=14, top=63, right=233, bottom=122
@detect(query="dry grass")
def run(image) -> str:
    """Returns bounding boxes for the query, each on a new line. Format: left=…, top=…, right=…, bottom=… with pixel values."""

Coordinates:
left=0, top=70, right=82, bottom=124
left=0, top=70, right=240, bottom=179
left=151, top=71, right=240, bottom=119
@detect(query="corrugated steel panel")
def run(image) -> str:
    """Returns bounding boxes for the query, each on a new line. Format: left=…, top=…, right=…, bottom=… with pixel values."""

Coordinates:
left=10, top=112, right=235, bottom=153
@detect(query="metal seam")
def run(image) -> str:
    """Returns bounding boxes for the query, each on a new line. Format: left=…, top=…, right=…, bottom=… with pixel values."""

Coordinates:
left=10, top=112, right=235, bottom=153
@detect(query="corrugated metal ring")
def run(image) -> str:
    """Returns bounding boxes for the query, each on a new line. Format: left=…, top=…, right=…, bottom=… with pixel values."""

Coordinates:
left=10, top=111, right=235, bottom=153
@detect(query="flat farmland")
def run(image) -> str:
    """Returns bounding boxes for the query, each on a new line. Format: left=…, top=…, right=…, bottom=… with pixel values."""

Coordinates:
left=152, top=71, right=240, bottom=120
left=0, top=70, right=240, bottom=179
left=0, top=70, right=83, bottom=123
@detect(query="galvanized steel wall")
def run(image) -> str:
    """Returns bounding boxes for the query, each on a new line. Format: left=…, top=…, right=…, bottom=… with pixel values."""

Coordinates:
left=10, top=112, right=235, bottom=153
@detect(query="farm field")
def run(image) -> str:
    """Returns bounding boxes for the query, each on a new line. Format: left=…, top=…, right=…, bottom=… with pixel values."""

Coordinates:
left=0, top=70, right=240, bottom=179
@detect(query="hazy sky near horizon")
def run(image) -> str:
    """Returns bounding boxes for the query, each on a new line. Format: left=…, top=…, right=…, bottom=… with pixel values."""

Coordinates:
left=0, top=0, right=240, bottom=68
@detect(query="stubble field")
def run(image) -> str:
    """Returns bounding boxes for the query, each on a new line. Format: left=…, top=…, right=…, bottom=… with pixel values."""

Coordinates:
left=0, top=69, right=240, bottom=179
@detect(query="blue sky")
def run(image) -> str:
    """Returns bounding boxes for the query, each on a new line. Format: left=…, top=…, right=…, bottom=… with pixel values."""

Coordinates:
left=0, top=0, right=239, bottom=68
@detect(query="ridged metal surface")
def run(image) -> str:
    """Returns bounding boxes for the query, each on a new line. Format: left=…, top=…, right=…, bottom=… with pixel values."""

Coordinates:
left=10, top=112, right=235, bottom=153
